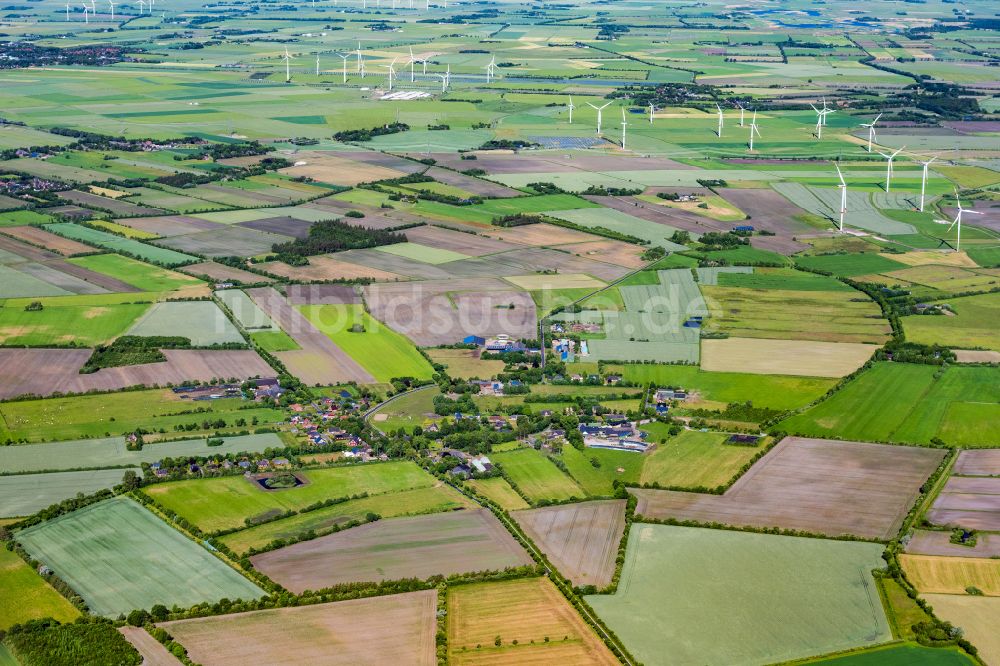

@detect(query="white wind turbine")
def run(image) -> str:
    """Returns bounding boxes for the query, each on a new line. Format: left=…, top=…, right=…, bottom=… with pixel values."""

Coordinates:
left=356, top=42, right=362, bottom=72
left=82, top=3, right=88, bottom=22
left=567, top=96, right=575, bottom=124
left=877, top=146, right=904, bottom=193
left=484, top=54, right=496, bottom=83
left=918, top=156, right=937, bottom=212
left=810, top=103, right=830, bottom=139
left=283, top=47, right=292, bottom=83
left=648, top=103, right=655, bottom=124
left=408, top=46, right=416, bottom=82
left=315, top=53, right=320, bottom=76
left=65, top=2, right=70, bottom=19
left=339, top=52, right=350, bottom=83
left=747, top=110, right=761, bottom=151
left=860, top=113, right=882, bottom=153
left=716, top=103, right=723, bottom=138
left=435, top=71, right=447, bottom=92
left=586, top=101, right=612, bottom=135
left=137, top=0, right=144, bottom=13
left=834, top=162, right=847, bottom=232
left=736, top=101, right=745, bottom=127
left=108, top=0, right=115, bottom=19
left=383, top=56, right=398, bottom=91
left=620, top=107, right=628, bottom=150
left=936, top=191, right=982, bottom=252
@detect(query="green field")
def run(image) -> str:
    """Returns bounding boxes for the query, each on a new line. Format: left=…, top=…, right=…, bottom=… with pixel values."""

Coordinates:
left=68, top=254, right=202, bottom=292
left=126, top=300, right=245, bottom=346
left=559, top=444, right=643, bottom=496
left=777, top=363, right=1000, bottom=447
left=902, top=292, right=1000, bottom=351
left=807, top=644, right=976, bottom=665
left=0, top=433, right=284, bottom=473
left=249, top=329, right=300, bottom=351
left=0, top=547, right=80, bottom=630
left=466, top=477, right=530, bottom=511
left=0, top=468, right=139, bottom=518
left=637, top=428, right=762, bottom=489
left=0, top=300, right=149, bottom=346
left=374, top=242, right=470, bottom=264
left=44, top=223, right=199, bottom=267
left=491, top=448, right=585, bottom=504
left=144, top=461, right=436, bottom=533
left=718, top=267, right=853, bottom=291
left=369, top=386, right=439, bottom=434
left=609, top=364, right=836, bottom=411
left=795, top=253, right=909, bottom=278
left=586, top=525, right=891, bottom=666
left=217, top=484, right=475, bottom=555
left=0, top=389, right=283, bottom=443
left=16, top=497, right=265, bottom=616
left=298, top=304, right=434, bottom=382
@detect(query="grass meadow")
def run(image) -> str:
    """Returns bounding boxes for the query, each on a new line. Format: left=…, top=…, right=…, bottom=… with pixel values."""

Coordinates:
left=0, top=301, right=149, bottom=347
left=778, top=363, right=1000, bottom=447
left=298, top=304, right=435, bottom=382
left=0, top=547, right=80, bottom=630
left=69, top=254, right=203, bottom=292
left=0, top=389, right=283, bottom=443
left=586, top=525, right=890, bottom=666
left=144, top=461, right=436, bottom=533
left=491, top=448, right=585, bottom=504
left=16, top=497, right=264, bottom=617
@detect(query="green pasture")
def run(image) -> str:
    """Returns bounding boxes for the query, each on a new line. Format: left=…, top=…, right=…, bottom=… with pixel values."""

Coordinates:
left=491, top=448, right=585, bottom=504
left=69, top=254, right=202, bottom=292
left=217, top=484, right=474, bottom=555
left=808, top=643, right=976, bottom=665
left=547, top=208, right=688, bottom=249
left=466, top=477, right=530, bottom=511
left=0, top=468, right=139, bottom=518
left=902, top=292, right=1000, bottom=351
left=608, top=364, right=836, bottom=411
left=16, top=497, right=265, bottom=617
left=368, top=386, right=439, bottom=434
left=637, top=428, right=762, bottom=489
left=0, top=389, right=283, bottom=443
left=0, top=433, right=283, bottom=474
left=374, top=242, right=471, bottom=264
left=777, top=363, right=1000, bottom=447
left=0, top=548, right=80, bottom=630
left=558, top=444, right=643, bottom=496
left=143, top=460, right=435, bottom=533
left=298, top=304, right=434, bottom=382
left=794, top=253, right=909, bottom=278
left=586, top=525, right=890, bottom=666
left=0, top=300, right=149, bottom=346
left=718, top=267, right=853, bottom=291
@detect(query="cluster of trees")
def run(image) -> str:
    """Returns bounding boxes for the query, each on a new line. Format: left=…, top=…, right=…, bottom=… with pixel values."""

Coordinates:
left=80, top=336, right=194, bottom=374
left=269, top=219, right=407, bottom=264
left=494, top=213, right=544, bottom=227
left=333, top=122, right=409, bottom=142
left=697, top=231, right=750, bottom=251
left=1, top=619, right=142, bottom=666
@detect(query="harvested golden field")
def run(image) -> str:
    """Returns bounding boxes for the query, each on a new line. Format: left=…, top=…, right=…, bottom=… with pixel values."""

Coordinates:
left=447, top=578, right=617, bottom=666
left=554, top=240, right=649, bottom=269
left=426, top=348, right=506, bottom=380
left=900, top=554, right=1000, bottom=596
left=884, top=251, right=979, bottom=268
left=700, top=286, right=891, bottom=344
left=483, top=222, right=599, bottom=247
left=700, top=338, right=878, bottom=377
left=505, top=273, right=605, bottom=291
left=280, top=152, right=405, bottom=186
left=923, top=594, right=1000, bottom=666
left=161, top=590, right=437, bottom=666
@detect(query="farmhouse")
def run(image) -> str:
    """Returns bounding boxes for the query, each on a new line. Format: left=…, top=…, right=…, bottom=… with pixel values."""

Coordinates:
left=579, top=423, right=648, bottom=453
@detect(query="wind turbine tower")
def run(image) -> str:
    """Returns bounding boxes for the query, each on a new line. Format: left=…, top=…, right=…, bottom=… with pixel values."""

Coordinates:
left=860, top=113, right=882, bottom=153
left=283, top=47, right=292, bottom=83
left=878, top=146, right=904, bottom=193
left=339, top=53, right=350, bottom=83
left=936, top=192, right=982, bottom=252
left=835, top=163, right=847, bottom=232
left=716, top=103, right=723, bottom=138
left=919, top=156, right=937, bottom=212
left=586, top=101, right=612, bottom=135
left=620, top=107, right=628, bottom=150
left=567, top=96, right=575, bottom=124
left=747, top=110, right=761, bottom=152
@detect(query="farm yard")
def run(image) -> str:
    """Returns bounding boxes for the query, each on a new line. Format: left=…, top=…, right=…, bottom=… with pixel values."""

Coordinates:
left=586, top=525, right=891, bottom=666
left=632, top=437, right=944, bottom=539
left=15, top=497, right=265, bottom=617
left=143, top=461, right=434, bottom=533
left=161, top=591, right=437, bottom=666
left=251, top=509, right=533, bottom=592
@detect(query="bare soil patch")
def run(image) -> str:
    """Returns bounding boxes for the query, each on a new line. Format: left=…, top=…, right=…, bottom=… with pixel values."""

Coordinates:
left=115, top=215, right=221, bottom=237
left=0, top=348, right=274, bottom=399
left=1, top=226, right=92, bottom=256
left=926, top=476, right=1000, bottom=531
left=482, top=222, right=598, bottom=246
left=633, top=437, right=944, bottom=540
left=553, top=240, right=648, bottom=269
left=161, top=590, right=437, bottom=666
left=954, top=449, right=1000, bottom=476
left=258, top=255, right=404, bottom=282
left=118, top=627, right=182, bottom=666
left=180, top=261, right=273, bottom=284
left=251, top=509, right=531, bottom=592
left=512, top=500, right=625, bottom=588
left=404, top=225, right=518, bottom=256
left=284, top=283, right=360, bottom=305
